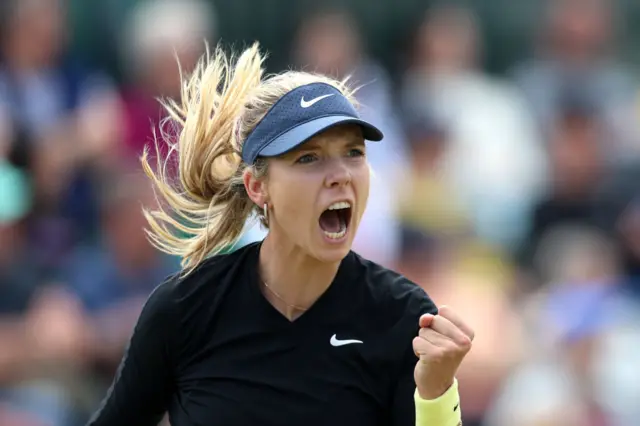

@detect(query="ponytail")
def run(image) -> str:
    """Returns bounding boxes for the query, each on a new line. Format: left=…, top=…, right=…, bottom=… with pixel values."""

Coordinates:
left=141, top=43, right=263, bottom=273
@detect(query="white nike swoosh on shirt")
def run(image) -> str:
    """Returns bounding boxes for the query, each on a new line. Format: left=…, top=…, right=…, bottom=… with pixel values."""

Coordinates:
left=330, top=334, right=363, bottom=346
left=300, top=94, right=334, bottom=108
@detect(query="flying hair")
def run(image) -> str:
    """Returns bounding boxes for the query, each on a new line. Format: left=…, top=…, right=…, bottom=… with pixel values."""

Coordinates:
left=140, top=42, right=359, bottom=274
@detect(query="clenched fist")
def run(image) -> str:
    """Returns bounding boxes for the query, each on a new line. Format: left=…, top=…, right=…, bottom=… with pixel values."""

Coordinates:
left=413, top=306, right=474, bottom=400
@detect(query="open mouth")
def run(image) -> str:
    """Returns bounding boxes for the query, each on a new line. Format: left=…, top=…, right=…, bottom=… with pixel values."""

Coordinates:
left=318, top=201, right=352, bottom=240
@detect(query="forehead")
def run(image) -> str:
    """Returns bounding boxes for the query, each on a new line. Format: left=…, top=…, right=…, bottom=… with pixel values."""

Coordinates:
left=299, top=124, right=364, bottom=148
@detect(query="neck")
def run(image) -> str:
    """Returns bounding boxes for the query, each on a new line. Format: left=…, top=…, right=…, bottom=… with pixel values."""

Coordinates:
left=259, top=232, right=341, bottom=314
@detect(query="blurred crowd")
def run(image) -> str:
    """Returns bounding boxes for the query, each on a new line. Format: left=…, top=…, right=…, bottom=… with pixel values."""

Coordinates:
left=2, top=0, right=640, bottom=425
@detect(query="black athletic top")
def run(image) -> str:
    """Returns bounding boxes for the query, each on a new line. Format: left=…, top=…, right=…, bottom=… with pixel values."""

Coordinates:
left=86, top=241, right=438, bottom=426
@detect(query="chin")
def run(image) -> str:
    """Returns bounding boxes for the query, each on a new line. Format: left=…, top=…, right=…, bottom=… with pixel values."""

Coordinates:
left=309, top=227, right=357, bottom=264
left=312, top=243, right=352, bottom=263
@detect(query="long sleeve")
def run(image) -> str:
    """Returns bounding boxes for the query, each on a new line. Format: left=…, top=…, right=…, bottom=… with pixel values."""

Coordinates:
left=86, top=279, right=179, bottom=426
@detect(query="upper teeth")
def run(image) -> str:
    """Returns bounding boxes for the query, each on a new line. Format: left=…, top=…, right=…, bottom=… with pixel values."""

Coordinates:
left=328, top=201, right=350, bottom=210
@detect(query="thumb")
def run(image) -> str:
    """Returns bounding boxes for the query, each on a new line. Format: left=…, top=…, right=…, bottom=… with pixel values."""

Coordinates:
left=419, top=313, right=435, bottom=328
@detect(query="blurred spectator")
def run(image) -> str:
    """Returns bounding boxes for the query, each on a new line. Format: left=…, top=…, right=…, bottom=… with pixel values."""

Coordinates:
left=395, top=226, right=445, bottom=288
left=0, top=0, right=123, bottom=269
left=614, top=195, right=640, bottom=298
left=511, top=0, right=640, bottom=162
left=0, top=160, right=37, bottom=322
left=0, top=158, right=87, bottom=426
left=397, top=113, right=470, bottom=239
left=584, top=160, right=640, bottom=298
left=520, top=90, right=606, bottom=281
left=401, top=3, right=548, bottom=251
left=487, top=225, right=640, bottom=426
left=118, top=0, right=217, bottom=161
left=62, top=170, right=179, bottom=375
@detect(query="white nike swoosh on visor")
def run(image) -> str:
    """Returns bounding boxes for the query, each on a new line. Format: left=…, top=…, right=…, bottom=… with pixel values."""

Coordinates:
left=330, top=334, right=363, bottom=346
left=300, top=94, right=334, bottom=108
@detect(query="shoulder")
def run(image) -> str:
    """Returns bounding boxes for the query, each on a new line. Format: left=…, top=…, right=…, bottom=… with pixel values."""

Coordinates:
left=349, top=252, right=438, bottom=320
left=171, top=242, right=258, bottom=295
left=147, top=242, right=259, bottom=329
left=113, top=242, right=260, bottom=373
left=137, top=243, right=259, bottom=348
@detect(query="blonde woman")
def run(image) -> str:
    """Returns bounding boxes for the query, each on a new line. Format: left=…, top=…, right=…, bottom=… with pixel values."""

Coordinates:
left=86, top=43, right=473, bottom=426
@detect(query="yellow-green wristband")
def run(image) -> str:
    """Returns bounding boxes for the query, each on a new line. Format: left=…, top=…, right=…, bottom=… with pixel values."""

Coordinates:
left=414, top=379, right=461, bottom=426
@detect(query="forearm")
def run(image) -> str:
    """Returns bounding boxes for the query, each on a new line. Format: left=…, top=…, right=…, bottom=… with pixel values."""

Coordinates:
left=414, top=379, right=462, bottom=426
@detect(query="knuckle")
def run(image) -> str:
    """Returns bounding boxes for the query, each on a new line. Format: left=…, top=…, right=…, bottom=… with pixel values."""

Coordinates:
left=459, top=339, right=472, bottom=353
left=418, top=345, right=443, bottom=362
left=439, top=341, right=463, bottom=358
left=412, top=340, right=422, bottom=358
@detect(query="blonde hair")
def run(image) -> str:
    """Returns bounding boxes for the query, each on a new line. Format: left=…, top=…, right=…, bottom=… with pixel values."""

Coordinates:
left=141, top=42, right=358, bottom=273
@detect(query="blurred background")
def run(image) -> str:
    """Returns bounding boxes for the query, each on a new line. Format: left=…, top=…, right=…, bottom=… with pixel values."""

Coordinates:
left=2, top=0, right=640, bottom=425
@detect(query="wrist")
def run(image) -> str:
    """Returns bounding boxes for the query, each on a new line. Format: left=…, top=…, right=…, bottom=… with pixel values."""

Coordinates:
left=414, top=379, right=461, bottom=426
left=417, top=378, right=454, bottom=400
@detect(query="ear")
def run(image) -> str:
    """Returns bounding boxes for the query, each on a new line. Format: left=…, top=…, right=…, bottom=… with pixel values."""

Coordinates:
left=243, top=168, right=268, bottom=208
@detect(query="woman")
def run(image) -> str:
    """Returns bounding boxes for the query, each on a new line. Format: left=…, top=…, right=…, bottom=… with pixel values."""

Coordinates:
left=86, top=43, right=473, bottom=426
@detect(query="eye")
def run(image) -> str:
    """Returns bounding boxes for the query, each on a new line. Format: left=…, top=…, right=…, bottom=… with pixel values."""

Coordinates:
left=295, top=153, right=317, bottom=164
left=347, top=148, right=365, bottom=158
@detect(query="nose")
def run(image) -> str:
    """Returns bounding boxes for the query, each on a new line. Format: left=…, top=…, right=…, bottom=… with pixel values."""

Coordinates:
left=323, top=158, right=351, bottom=188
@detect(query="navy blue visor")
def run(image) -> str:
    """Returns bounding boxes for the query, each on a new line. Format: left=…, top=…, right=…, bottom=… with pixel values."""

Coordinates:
left=241, top=82, right=383, bottom=165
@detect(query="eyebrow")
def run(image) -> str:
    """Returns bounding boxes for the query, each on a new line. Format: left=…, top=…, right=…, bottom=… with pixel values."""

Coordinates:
left=296, top=134, right=365, bottom=153
left=300, top=140, right=322, bottom=151
left=346, top=138, right=366, bottom=148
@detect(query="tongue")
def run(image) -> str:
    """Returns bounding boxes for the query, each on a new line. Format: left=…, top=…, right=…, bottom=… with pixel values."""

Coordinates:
left=319, top=210, right=342, bottom=233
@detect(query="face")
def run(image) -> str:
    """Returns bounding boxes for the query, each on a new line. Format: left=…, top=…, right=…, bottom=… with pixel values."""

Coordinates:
left=246, top=125, right=370, bottom=263
left=295, top=13, right=359, bottom=77
left=103, top=179, right=159, bottom=262
left=143, top=45, right=201, bottom=98
left=416, top=7, right=478, bottom=71
left=550, top=114, right=602, bottom=193
left=8, top=0, right=66, bottom=65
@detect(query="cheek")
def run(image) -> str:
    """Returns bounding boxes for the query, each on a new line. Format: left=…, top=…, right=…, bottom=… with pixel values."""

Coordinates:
left=269, top=175, right=317, bottom=228
left=355, top=165, right=371, bottom=218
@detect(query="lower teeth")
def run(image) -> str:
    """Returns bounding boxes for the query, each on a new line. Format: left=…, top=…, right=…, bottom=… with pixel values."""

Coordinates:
left=323, top=226, right=346, bottom=239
